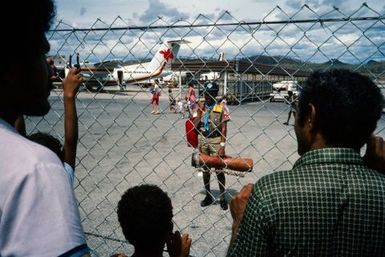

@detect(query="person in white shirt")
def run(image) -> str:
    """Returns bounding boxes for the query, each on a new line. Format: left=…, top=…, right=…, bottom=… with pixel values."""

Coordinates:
left=16, top=68, right=82, bottom=186
left=0, top=1, right=90, bottom=256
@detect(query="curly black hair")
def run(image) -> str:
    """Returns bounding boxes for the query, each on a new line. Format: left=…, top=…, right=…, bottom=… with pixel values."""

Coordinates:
left=28, top=132, right=64, bottom=162
left=297, top=69, right=384, bottom=149
left=117, top=184, right=173, bottom=250
left=2, top=0, right=55, bottom=62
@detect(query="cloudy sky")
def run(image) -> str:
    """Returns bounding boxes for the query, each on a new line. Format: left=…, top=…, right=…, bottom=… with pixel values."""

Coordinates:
left=52, top=0, right=385, bottom=64
left=56, top=0, right=384, bottom=26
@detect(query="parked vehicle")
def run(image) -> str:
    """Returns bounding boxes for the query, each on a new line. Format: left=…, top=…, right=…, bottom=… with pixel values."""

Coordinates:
left=269, top=80, right=299, bottom=102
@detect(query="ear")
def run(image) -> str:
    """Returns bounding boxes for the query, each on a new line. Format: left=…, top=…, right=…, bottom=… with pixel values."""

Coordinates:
left=307, top=103, right=316, bottom=132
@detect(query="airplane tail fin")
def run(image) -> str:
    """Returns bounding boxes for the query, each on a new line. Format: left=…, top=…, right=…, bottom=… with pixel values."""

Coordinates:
left=113, top=39, right=190, bottom=84
left=148, top=39, right=189, bottom=72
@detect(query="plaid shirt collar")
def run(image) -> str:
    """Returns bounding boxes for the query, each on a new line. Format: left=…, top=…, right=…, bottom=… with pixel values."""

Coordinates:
left=293, top=147, right=364, bottom=169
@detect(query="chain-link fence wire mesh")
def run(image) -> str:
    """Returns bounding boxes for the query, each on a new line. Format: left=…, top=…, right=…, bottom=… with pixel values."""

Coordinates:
left=25, top=4, right=385, bottom=257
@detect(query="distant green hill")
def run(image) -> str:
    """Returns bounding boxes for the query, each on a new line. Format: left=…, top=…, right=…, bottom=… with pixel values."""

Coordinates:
left=367, top=60, right=378, bottom=65
left=238, top=55, right=385, bottom=76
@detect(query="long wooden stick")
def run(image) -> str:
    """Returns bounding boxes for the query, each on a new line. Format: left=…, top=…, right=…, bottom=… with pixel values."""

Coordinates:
left=192, top=152, right=253, bottom=172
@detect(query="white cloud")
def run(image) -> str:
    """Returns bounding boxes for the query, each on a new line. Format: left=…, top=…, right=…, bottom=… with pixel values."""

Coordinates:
left=52, top=0, right=385, bottom=64
left=138, top=0, right=189, bottom=23
left=55, top=0, right=384, bottom=25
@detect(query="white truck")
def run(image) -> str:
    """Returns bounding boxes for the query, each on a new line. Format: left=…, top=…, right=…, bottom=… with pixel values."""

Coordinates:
left=269, top=80, right=300, bottom=102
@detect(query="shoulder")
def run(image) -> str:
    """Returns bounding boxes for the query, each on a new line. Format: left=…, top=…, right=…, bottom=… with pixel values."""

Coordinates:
left=1, top=128, right=61, bottom=163
left=250, top=170, right=297, bottom=202
left=0, top=130, right=65, bottom=185
left=0, top=128, right=86, bottom=256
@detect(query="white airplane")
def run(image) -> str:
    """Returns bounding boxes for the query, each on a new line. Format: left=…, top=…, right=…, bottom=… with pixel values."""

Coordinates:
left=64, top=39, right=188, bottom=91
left=110, top=39, right=189, bottom=86
left=64, top=54, right=117, bottom=90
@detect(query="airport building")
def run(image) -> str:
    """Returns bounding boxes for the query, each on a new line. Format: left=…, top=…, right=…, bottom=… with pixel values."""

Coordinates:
left=171, top=59, right=310, bottom=104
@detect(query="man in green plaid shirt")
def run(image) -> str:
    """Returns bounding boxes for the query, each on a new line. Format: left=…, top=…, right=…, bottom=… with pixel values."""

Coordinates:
left=228, top=69, right=385, bottom=257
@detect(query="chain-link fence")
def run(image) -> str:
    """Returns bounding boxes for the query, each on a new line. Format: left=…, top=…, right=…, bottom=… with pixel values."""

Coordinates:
left=26, top=4, right=385, bottom=257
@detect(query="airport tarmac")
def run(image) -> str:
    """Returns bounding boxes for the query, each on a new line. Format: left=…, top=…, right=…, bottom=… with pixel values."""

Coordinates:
left=28, top=89, right=385, bottom=257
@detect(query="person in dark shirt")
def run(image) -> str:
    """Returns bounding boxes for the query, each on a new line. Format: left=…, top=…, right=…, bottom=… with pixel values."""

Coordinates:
left=228, top=69, right=385, bottom=257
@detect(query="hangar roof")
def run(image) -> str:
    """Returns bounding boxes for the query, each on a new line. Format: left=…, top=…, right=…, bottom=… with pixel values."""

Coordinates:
left=171, top=59, right=309, bottom=77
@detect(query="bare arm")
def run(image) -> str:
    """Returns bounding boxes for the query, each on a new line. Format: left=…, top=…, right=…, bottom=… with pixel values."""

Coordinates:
left=63, top=68, right=82, bottom=169
left=221, top=113, right=227, bottom=142
left=228, top=184, right=253, bottom=249
left=227, top=183, right=272, bottom=257
left=218, top=112, right=227, bottom=157
left=193, top=102, right=204, bottom=129
left=185, top=87, right=191, bottom=101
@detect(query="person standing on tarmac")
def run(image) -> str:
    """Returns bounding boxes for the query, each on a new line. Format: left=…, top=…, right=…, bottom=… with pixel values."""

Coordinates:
left=151, top=79, right=161, bottom=114
left=194, top=81, right=228, bottom=210
left=283, top=90, right=296, bottom=126
left=186, top=81, right=197, bottom=116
